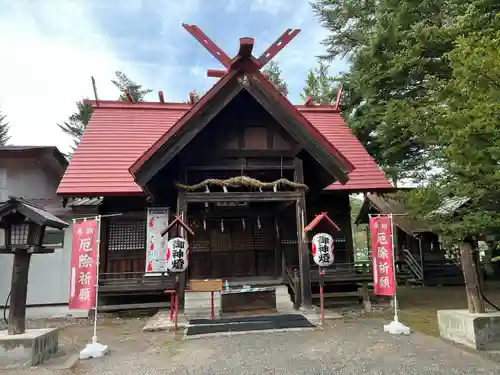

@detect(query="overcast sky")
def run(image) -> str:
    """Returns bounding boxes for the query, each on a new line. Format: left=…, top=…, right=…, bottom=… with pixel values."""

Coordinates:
left=0, top=0, right=348, bottom=154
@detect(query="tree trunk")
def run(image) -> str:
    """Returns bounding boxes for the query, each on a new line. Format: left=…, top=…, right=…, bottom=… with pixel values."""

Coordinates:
left=459, top=241, right=485, bottom=313
left=8, top=250, right=32, bottom=335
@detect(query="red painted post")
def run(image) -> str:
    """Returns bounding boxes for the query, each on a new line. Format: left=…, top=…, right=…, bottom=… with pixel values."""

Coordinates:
left=320, top=284, right=324, bottom=326
left=211, top=291, right=214, bottom=320
left=174, top=294, right=179, bottom=332
left=319, top=269, right=325, bottom=326
left=170, top=292, right=174, bottom=321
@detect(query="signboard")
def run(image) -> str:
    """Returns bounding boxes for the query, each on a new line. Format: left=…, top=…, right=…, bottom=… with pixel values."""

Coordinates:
left=69, top=219, right=98, bottom=310
left=166, top=237, right=189, bottom=272
left=311, top=232, right=334, bottom=267
left=146, top=208, right=169, bottom=275
left=369, top=215, right=396, bottom=296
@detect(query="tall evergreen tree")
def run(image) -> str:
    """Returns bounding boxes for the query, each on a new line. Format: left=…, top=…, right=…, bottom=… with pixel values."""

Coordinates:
left=263, top=61, right=289, bottom=97
left=111, top=71, right=153, bottom=102
left=0, top=111, right=11, bottom=146
left=301, top=60, right=338, bottom=105
left=312, top=0, right=463, bottom=184
left=403, top=28, right=500, bottom=313
left=58, top=100, right=93, bottom=155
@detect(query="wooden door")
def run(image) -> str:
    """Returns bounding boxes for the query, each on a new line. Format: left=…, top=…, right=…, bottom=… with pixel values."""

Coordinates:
left=188, top=217, right=276, bottom=279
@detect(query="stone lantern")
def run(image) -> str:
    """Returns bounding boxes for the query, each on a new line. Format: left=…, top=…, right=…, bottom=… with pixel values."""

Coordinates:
left=0, top=197, right=68, bottom=366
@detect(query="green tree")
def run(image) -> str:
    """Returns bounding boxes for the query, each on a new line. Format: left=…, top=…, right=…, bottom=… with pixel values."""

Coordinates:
left=263, top=61, right=289, bottom=97
left=0, top=111, right=11, bottom=146
left=58, top=100, right=93, bottom=155
left=301, top=60, right=338, bottom=105
left=402, top=29, right=500, bottom=313
left=312, top=0, right=463, bottom=185
left=111, top=71, right=153, bottom=102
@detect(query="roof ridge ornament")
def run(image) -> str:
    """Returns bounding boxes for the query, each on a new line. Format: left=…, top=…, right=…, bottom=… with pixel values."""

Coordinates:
left=181, top=24, right=300, bottom=78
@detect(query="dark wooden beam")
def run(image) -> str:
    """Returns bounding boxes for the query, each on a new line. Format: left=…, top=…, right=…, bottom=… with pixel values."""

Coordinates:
left=135, top=80, right=243, bottom=186
left=208, top=69, right=270, bottom=79
left=277, top=201, right=295, bottom=211
left=186, top=163, right=294, bottom=171
left=8, top=250, right=31, bottom=334
left=294, top=158, right=312, bottom=308
left=213, top=150, right=299, bottom=158
left=184, top=191, right=301, bottom=203
left=244, top=80, right=349, bottom=185
left=176, top=190, right=188, bottom=311
left=188, top=208, right=280, bottom=219
left=238, top=37, right=254, bottom=59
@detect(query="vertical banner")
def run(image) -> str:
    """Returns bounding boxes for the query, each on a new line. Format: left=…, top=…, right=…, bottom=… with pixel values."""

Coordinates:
left=69, top=219, right=99, bottom=310
left=369, top=215, right=396, bottom=296
left=146, top=208, right=169, bottom=275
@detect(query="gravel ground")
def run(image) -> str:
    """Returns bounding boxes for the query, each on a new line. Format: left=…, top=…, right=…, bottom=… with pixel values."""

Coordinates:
left=3, top=316, right=500, bottom=375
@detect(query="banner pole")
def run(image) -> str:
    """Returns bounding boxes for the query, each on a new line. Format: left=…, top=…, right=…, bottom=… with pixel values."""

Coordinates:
left=78, top=215, right=109, bottom=359
left=92, top=215, right=101, bottom=344
left=389, top=213, right=399, bottom=323
left=382, top=213, right=410, bottom=335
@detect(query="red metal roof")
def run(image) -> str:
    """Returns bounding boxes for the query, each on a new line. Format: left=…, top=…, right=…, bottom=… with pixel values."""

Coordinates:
left=300, top=109, right=393, bottom=192
left=57, top=101, right=392, bottom=196
left=303, top=212, right=341, bottom=232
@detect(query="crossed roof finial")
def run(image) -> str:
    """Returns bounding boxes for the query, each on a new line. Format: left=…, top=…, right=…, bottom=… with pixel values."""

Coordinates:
left=182, top=24, right=300, bottom=78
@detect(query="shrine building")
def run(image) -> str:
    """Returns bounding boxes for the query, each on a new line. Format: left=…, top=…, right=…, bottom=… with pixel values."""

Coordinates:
left=57, top=24, right=393, bottom=313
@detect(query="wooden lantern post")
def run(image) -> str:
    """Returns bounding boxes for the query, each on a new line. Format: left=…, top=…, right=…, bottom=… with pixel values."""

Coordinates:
left=161, top=215, right=194, bottom=331
left=0, top=197, right=68, bottom=335
left=303, top=212, right=341, bottom=326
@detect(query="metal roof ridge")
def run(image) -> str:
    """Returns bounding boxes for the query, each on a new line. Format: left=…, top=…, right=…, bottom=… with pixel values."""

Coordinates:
left=83, top=100, right=342, bottom=113
left=84, top=100, right=193, bottom=110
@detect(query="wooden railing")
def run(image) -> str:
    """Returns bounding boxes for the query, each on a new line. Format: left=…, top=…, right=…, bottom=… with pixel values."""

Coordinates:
left=281, top=252, right=301, bottom=309
left=308, top=262, right=373, bottom=283
left=98, top=272, right=176, bottom=294
left=402, top=249, right=424, bottom=281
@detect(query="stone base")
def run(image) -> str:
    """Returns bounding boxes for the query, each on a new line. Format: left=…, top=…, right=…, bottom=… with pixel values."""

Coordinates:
left=143, top=310, right=188, bottom=332
left=185, top=292, right=221, bottom=320
left=302, top=306, right=343, bottom=325
left=0, top=328, right=58, bottom=367
left=275, top=285, right=294, bottom=314
left=79, top=342, right=108, bottom=360
left=437, top=309, right=500, bottom=350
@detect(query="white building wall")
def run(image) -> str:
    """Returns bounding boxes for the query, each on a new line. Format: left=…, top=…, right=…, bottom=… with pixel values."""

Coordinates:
left=0, top=222, right=73, bottom=306
left=0, top=158, right=59, bottom=200
left=0, top=157, right=74, bottom=308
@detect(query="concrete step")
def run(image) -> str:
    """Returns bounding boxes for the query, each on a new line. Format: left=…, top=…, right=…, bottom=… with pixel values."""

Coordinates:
left=275, top=285, right=294, bottom=313
left=185, top=292, right=221, bottom=320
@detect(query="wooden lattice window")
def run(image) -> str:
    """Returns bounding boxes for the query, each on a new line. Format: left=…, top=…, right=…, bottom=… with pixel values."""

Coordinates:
left=108, top=220, right=146, bottom=251
left=252, top=218, right=273, bottom=250
left=189, top=219, right=210, bottom=252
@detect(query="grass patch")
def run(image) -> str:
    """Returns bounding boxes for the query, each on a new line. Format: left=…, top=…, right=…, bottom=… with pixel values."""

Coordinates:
left=366, top=283, right=500, bottom=337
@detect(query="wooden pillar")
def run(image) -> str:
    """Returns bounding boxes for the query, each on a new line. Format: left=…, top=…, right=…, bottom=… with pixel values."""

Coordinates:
left=344, top=194, right=355, bottom=263
left=177, top=191, right=188, bottom=309
left=8, top=250, right=32, bottom=335
left=98, top=217, right=109, bottom=274
left=294, top=158, right=312, bottom=309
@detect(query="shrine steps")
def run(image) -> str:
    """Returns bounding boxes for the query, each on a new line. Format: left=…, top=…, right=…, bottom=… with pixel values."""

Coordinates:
left=184, top=285, right=294, bottom=320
